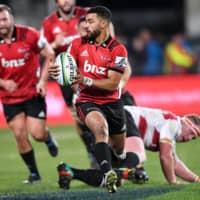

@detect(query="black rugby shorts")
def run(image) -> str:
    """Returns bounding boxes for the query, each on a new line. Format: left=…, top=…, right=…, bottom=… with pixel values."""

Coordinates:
left=76, top=99, right=126, bottom=135
left=3, top=96, right=47, bottom=122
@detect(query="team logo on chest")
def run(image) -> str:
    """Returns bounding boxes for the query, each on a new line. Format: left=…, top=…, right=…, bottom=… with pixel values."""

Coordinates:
left=101, top=55, right=111, bottom=62
left=1, top=58, right=25, bottom=68
left=83, top=60, right=106, bottom=75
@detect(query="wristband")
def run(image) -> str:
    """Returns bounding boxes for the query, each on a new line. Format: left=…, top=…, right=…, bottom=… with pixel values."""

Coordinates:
left=194, top=176, right=200, bottom=182
left=83, top=76, right=93, bottom=86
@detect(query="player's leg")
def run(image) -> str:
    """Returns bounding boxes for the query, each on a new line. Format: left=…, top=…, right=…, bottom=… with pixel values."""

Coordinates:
left=125, top=136, right=146, bottom=166
left=75, top=121, right=98, bottom=169
left=115, top=109, right=148, bottom=183
left=57, top=162, right=117, bottom=193
left=76, top=102, right=117, bottom=192
left=3, top=103, right=41, bottom=184
left=106, top=100, right=127, bottom=159
left=25, top=96, right=58, bottom=157
left=62, top=85, right=97, bottom=167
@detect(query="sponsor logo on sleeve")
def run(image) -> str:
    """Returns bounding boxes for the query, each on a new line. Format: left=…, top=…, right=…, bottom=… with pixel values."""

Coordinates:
left=114, top=56, right=127, bottom=68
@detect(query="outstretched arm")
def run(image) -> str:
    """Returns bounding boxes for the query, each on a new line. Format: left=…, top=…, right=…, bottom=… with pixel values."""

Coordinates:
left=174, top=155, right=200, bottom=183
left=160, top=141, right=200, bottom=184
left=159, top=141, right=177, bottom=184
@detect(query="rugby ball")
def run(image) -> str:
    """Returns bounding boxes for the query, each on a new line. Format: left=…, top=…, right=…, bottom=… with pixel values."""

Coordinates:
left=54, top=52, right=77, bottom=86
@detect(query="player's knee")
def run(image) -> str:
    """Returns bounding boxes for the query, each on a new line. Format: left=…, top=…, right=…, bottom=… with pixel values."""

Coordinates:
left=30, top=128, right=47, bottom=141
left=12, top=128, right=27, bottom=142
left=29, top=125, right=47, bottom=141
left=32, top=133, right=46, bottom=141
left=93, top=124, right=109, bottom=142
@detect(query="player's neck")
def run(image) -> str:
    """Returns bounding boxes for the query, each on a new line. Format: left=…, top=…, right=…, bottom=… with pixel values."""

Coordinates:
left=0, top=27, right=14, bottom=44
left=94, top=30, right=110, bottom=46
left=58, top=9, right=74, bottom=21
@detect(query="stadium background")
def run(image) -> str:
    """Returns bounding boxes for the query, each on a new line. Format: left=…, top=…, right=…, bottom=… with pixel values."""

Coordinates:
left=0, top=2, right=200, bottom=200
left=0, top=0, right=200, bottom=128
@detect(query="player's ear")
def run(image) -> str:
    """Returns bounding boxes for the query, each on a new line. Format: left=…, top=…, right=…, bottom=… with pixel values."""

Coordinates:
left=100, top=19, right=108, bottom=29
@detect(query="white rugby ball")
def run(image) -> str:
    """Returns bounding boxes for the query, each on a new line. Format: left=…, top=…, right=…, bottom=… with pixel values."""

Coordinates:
left=54, top=52, right=77, bottom=86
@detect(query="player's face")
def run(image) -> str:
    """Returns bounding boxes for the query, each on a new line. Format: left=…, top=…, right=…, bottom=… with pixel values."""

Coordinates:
left=56, top=0, right=75, bottom=15
left=85, top=13, right=102, bottom=40
left=177, top=118, right=199, bottom=142
left=0, top=10, right=13, bottom=38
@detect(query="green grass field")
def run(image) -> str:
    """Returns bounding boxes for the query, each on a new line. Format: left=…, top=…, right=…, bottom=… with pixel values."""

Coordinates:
left=0, top=124, right=200, bottom=200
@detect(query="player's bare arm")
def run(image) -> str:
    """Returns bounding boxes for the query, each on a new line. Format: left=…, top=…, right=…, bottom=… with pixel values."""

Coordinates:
left=119, top=61, right=132, bottom=89
left=159, top=141, right=177, bottom=184
left=75, top=69, right=122, bottom=91
left=37, top=42, right=55, bottom=96
left=174, top=155, right=200, bottom=182
left=51, top=33, right=65, bottom=50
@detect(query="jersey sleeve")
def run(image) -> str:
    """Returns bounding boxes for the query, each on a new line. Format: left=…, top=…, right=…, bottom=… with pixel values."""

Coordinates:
left=26, top=27, right=45, bottom=53
left=67, top=38, right=82, bottom=62
left=109, top=44, right=128, bottom=73
left=41, top=18, right=54, bottom=43
left=159, top=120, right=179, bottom=143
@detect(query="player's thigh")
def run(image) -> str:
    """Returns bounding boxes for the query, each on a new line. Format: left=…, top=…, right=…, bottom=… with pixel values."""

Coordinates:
left=104, top=100, right=126, bottom=135
left=3, top=103, right=27, bottom=139
left=25, top=96, right=47, bottom=138
left=126, top=136, right=145, bottom=153
left=26, top=116, right=46, bottom=138
left=85, top=111, right=108, bottom=134
left=76, top=102, right=108, bottom=139
left=125, top=110, right=140, bottom=137
left=9, top=113, right=28, bottom=141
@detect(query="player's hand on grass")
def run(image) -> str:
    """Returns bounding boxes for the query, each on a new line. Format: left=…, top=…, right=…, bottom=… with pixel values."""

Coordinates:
left=171, top=180, right=188, bottom=185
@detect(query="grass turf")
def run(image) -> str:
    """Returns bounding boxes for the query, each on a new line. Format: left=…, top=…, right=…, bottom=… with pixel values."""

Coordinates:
left=0, top=124, right=200, bottom=199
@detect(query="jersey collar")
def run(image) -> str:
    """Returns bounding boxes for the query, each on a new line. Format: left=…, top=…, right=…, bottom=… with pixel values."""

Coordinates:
left=56, top=8, right=76, bottom=21
left=88, top=35, right=112, bottom=48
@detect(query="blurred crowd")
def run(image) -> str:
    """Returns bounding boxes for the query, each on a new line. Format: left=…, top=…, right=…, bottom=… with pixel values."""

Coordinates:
left=118, top=29, right=199, bottom=76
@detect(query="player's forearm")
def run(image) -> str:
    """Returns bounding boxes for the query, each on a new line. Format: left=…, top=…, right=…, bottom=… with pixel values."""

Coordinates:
left=160, top=153, right=176, bottom=184
left=120, top=62, right=132, bottom=88
left=40, top=46, right=55, bottom=82
left=91, top=78, right=119, bottom=91
left=81, top=70, right=122, bottom=91
left=175, top=158, right=200, bottom=182
left=0, top=79, right=6, bottom=89
left=40, top=58, right=52, bottom=82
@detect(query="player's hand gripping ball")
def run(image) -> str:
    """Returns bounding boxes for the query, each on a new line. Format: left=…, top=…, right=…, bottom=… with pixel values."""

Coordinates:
left=54, top=52, right=77, bottom=86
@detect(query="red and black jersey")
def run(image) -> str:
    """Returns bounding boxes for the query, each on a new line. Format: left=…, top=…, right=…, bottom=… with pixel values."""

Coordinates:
left=69, top=36, right=128, bottom=104
left=41, top=6, right=88, bottom=55
left=0, top=25, right=45, bottom=104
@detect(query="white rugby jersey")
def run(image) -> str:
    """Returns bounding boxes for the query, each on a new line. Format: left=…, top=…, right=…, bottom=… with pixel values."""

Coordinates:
left=124, top=106, right=182, bottom=151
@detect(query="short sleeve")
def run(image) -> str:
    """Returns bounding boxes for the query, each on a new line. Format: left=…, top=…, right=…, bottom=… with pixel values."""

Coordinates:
left=109, top=44, right=128, bottom=73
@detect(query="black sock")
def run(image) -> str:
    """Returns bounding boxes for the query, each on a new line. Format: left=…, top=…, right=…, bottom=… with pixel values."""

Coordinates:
left=45, top=131, right=53, bottom=147
left=93, top=142, right=111, bottom=173
left=81, top=131, right=95, bottom=153
left=110, top=147, right=122, bottom=168
left=121, top=152, right=140, bottom=168
left=20, top=149, right=40, bottom=177
left=72, top=168, right=103, bottom=186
